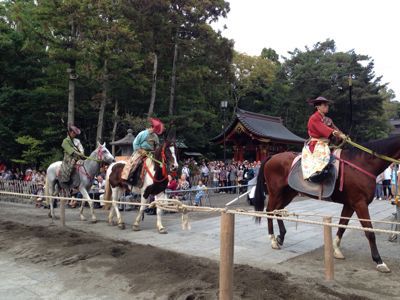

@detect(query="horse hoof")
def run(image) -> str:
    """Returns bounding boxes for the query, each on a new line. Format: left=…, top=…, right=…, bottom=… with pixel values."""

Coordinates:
left=80, top=217, right=87, bottom=222
left=377, top=263, right=391, bottom=273
left=89, top=220, right=97, bottom=224
left=277, top=235, right=284, bottom=246
left=118, top=223, right=126, bottom=230
left=132, top=225, right=141, bottom=231
left=271, top=243, right=280, bottom=250
left=158, top=228, right=168, bottom=234
left=333, top=250, right=345, bottom=259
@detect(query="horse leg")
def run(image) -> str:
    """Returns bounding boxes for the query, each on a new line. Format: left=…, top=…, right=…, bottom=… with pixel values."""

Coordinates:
left=155, top=192, right=167, bottom=234
left=48, top=183, right=56, bottom=222
left=79, top=188, right=97, bottom=223
left=133, top=194, right=146, bottom=231
left=266, top=194, right=280, bottom=249
left=276, top=189, right=297, bottom=246
left=276, top=220, right=286, bottom=246
left=112, top=189, right=125, bottom=230
left=355, top=203, right=390, bottom=273
left=333, top=204, right=354, bottom=259
left=79, top=199, right=86, bottom=221
left=107, top=188, right=116, bottom=226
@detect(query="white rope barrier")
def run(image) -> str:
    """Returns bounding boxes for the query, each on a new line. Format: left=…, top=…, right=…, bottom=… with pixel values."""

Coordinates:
left=1, top=189, right=400, bottom=235
left=225, top=191, right=250, bottom=206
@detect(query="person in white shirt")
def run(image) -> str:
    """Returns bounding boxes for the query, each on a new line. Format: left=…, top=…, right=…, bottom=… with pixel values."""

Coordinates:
left=382, top=166, right=393, bottom=200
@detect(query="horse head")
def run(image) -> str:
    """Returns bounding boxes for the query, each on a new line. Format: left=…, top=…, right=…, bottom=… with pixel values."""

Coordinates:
left=94, top=142, right=115, bottom=164
left=164, top=127, right=179, bottom=172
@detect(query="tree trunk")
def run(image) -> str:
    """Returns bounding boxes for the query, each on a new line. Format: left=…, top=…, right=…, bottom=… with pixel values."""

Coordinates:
left=148, top=52, right=158, bottom=117
left=169, top=37, right=178, bottom=116
left=67, top=20, right=77, bottom=127
left=67, top=63, right=76, bottom=127
left=96, top=59, right=108, bottom=143
left=111, top=99, right=119, bottom=156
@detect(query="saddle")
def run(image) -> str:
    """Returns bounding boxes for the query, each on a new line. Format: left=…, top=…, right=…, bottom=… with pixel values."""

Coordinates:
left=288, top=150, right=341, bottom=200
left=127, top=160, right=145, bottom=188
left=56, top=164, right=81, bottom=189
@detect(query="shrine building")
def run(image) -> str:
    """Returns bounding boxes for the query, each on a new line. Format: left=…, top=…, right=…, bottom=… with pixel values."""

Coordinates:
left=211, top=109, right=305, bottom=161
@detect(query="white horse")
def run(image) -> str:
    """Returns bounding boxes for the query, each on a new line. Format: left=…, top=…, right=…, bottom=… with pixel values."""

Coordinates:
left=45, top=142, right=115, bottom=223
left=104, top=137, right=178, bottom=233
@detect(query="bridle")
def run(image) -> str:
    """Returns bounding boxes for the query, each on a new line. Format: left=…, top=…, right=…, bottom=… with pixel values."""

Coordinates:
left=143, top=144, right=170, bottom=183
left=76, top=145, right=105, bottom=180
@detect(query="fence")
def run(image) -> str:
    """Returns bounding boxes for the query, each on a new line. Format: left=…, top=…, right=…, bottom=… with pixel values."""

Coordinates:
left=0, top=179, right=44, bottom=201
left=164, top=184, right=255, bottom=207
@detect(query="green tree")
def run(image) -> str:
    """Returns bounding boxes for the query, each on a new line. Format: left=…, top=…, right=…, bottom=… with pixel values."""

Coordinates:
left=281, top=39, right=389, bottom=141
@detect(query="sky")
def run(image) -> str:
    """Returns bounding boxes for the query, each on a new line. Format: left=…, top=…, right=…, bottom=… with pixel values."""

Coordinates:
left=213, top=0, right=399, bottom=100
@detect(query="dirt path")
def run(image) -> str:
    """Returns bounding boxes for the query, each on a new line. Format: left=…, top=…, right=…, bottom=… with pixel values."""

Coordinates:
left=0, top=201, right=399, bottom=299
left=0, top=219, right=369, bottom=300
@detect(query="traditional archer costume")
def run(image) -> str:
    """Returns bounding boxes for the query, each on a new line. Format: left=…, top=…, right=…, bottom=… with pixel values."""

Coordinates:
left=121, top=118, right=164, bottom=181
left=302, top=96, right=346, bottom=181
left=59, top=125, right=85, bottom=183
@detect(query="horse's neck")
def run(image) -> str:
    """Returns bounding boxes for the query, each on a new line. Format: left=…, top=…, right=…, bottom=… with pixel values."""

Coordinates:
left=356, top=137, right=400, bottom=176
left=83, top=154, right=100, bottom=176
left=149, top=148, right=162, bottom=177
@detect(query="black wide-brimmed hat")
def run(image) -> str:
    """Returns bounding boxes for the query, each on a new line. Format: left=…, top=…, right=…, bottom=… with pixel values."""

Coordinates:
left=307, top=96, right=333, bottom=106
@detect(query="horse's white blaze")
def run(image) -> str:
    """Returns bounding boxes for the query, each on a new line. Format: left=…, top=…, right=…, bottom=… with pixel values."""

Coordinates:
left=169, top=145, right=178, bottom=169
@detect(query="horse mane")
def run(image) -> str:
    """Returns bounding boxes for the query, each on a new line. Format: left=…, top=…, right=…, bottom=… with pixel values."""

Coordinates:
left=346, top=135, right=400, bottom=159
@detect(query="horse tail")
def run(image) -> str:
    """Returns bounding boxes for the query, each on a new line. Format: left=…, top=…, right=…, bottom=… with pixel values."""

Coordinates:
left=103, top=174, right=112, bottom=210
left=254, top=156, right=271, bottom=222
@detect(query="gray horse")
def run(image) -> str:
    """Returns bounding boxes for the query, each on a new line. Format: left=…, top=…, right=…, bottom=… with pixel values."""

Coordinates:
left=45, top=142, right=115, bottom=223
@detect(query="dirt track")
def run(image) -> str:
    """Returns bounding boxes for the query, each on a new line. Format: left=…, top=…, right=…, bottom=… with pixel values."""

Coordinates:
left=0, top=201, right=399, bottom=299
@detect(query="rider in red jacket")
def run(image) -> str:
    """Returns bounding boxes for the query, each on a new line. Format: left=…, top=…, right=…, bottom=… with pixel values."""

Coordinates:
left=306, top=96, right=346, bottom=152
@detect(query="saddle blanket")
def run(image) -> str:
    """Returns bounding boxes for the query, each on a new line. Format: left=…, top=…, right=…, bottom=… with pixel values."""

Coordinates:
left=288, top=149, right=341, bottom=199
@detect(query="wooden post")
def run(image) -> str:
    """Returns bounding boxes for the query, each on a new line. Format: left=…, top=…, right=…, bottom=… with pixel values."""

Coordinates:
left=219, top=212, right=235, bottom=300
left=323, top=216, right=334, bottom=281
left=60, top=200, right=66, bottom=227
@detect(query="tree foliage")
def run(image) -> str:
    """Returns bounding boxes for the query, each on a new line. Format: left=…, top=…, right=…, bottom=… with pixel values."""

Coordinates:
left=0, top=2, right=395, bottom=167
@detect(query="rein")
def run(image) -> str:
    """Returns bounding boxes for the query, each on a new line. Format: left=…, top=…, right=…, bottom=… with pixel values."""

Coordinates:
left=143, top=146, right=168, bottom=183
left=344, top=137, right=400, bottom=164
left=77, top=164, right=95, bottom=181
left=331, top=137, right=399, bottom=191
left=76, top=146, right=104, bottom=180
left=80, top=146, right=104, bottom=163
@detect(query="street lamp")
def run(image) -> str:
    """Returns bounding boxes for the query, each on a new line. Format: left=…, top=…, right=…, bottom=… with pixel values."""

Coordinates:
left=220, top=100, right=228, bottom=162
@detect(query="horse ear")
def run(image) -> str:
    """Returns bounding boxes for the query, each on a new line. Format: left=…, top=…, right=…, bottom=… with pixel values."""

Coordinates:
left=102, top=142, right=106, bottom=147
left=167, top=126, right=176, bottom=142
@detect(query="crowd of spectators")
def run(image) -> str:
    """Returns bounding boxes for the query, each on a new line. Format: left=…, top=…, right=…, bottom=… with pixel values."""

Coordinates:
left=0, top=158, right=262, bottom=209
left=0, top=162, right=108, bottom=209
left=374, top=163, right=399, bottom=201
left=0, top=163, right=46, bottom=207
left=164, top=158, right=261, bottom=206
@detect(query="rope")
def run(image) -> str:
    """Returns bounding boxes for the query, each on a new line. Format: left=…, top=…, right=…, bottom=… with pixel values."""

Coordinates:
left=1, top=190, right=400, bottom=235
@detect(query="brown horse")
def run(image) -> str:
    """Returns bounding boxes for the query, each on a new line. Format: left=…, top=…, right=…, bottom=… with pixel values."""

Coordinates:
left=254, top=136, right=400, bottom=273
